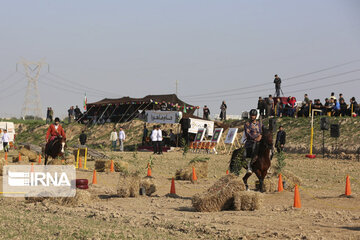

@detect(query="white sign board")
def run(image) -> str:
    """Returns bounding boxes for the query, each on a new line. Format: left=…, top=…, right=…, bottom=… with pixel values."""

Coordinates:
left=146, top=111, right=182, bottom=124
left=188, top=118, right=214, bottom=136
left=224, top=128, right=238, bottom=144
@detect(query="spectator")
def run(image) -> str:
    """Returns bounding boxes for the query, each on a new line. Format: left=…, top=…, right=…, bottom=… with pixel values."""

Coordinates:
left=110, top=128, right=118, bottom=151
left=285, top=97, right=296, bottom=117
left=2, top=129, right=9, bottom=152
left=220, top=101, right=227, bottom=121
left=160, top=101, right=168, bottom=111
left=203, top=105, right=210, bottom=120
left=324, top=98, right=332, bottom=115
left=273, top=74, right=282, bottom=97
left=275, top=126, right=286, bottom=153
left=118, top=127, right=126, bottom=152
left=275, top=98, right=283, bottom=117
left=151, top=126, right=158, bottom=154
left=169, top=129, right=176, bottom=147
left=79, top=130, right=87, bottom=146
left=49, top=107, right=54, bottom=122
left=340, top=98, right=347, bottom=116
left=333, top=99, right=340, bottom=116
left=46, top=107, right=50, bottom=124
left=265, top=95, right=274, bottom=117
left=142, top=124, right=148, bottom=146
left=75, top=105, right=82, bottom=120
left=313, top=99, right=323, bottom=116
left=303, top=94, right=310, bottom=105
left=349, top=97, right=359, bottom=116
left=156, top=125, right=163, bottom=154
left=330, top=92, right=336, bottom=101
left=204, top=124, right=210, bottom=139
left=68, top=106, right=75, bottom=123
left=339, top=93, right=344, bottom=104
left=257, top=97, right=265, bottom=117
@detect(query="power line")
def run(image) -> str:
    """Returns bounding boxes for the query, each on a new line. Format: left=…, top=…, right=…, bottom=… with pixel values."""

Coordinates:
left=184, top=68, right=360, bottom=101
left=48, top=72, right=119, bottom=97
left=181, top=59, right=360, bottom=98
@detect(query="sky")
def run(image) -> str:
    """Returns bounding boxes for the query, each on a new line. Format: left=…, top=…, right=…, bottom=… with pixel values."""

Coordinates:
left=0, top=0, right=359, bottom=119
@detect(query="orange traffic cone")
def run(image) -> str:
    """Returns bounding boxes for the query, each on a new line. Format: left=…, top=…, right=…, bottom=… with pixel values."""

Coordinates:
left=278, top=174, right=284, bottom=192
left=31, top=163, right=34, bottom=172
left=192, top=166, right=198, bottom=181
left=345, top=175, right=351, bottom=196
left=226, top=170, right=229, bottom=175
left=110, top=160, right=114, bottom=172
left=170, top=177, right=176, bottom=194
left=92, top=170, right=97, bottom=184
left=18, top=153, right=21, bottom=162
left=38, top=154, right=41, bottom=164
left=5, top=152, right=8, bottom=165
left=293, top=184, right=301, bottom=208
left=78, top=157, right=82, bottom=168
left=147, top=163, right=152, bottom=177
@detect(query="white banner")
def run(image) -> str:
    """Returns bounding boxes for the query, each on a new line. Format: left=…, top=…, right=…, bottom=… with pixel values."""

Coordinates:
left=188, top=118, right=214, bottom=136
left=146, top=111, right=182, bottom=124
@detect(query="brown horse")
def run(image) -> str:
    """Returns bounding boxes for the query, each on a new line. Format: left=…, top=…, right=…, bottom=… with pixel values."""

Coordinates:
left=44, top=136, right=66, bottom=165
left=230, top=127, right=273, bottom=192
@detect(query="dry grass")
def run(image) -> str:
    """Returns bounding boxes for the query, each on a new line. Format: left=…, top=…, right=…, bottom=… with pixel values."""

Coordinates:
left=117, top=173, right=141, bottom=198
left=233, top=191, right=262, bottom=211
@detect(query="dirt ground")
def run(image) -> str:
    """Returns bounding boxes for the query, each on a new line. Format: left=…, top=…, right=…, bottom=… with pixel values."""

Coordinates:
left=0, top=151, right=359, bottom=239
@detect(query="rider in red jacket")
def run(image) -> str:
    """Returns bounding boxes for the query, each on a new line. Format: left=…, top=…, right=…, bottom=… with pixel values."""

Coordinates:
left=46, top=117, right=66, bottom=152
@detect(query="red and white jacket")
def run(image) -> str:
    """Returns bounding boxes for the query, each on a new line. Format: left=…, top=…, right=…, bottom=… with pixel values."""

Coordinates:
left=46, top=124, right=66, bottom=142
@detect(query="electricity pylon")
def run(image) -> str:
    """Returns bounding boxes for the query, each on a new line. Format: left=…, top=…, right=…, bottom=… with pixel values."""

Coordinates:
left=19, top=59, right=46, bottom=119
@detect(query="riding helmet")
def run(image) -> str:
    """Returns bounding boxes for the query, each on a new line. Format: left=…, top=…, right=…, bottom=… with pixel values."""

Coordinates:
left=249, top=109, right=258, bottom=116
left=54, top=117, right=60, bottom=122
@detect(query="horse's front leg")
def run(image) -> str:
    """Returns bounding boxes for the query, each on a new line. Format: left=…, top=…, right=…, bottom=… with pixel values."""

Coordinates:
left=243, top=172, right=252, bottom=191
left=254, top=169, right=264, bottom=192
left=44, top=154, right=48, bottom=165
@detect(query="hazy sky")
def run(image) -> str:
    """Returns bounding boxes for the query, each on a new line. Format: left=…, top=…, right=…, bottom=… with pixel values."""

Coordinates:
left=0, top=0, right=359, bottom=119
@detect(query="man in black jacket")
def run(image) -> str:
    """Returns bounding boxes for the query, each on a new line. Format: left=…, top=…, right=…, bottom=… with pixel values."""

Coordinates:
left=79, top=130, right=87, bottom=146
left=273, top=74, right=282, bottom=97
left=275, top=126, right=286, bottom=153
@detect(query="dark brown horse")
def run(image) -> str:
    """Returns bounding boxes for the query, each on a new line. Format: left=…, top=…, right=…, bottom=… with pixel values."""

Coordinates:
left=230, top=127, right=273, bottom=192
left=44, top=136, right=66, bottom=165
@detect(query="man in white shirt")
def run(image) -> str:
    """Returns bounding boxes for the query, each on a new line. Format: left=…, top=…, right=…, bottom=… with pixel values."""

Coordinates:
left=150, top=126, right=158, bottom=154
left=156, top=125, right=163, bottom=154
left=2, top=129, right=9, bottom=152
left=110, top=128, right=118, bottom=151
left=118, top=127, right=126, bottom=152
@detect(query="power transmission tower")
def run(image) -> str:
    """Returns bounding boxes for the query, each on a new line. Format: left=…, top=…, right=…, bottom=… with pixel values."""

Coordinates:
left=19, top=60, right=46, bottom=119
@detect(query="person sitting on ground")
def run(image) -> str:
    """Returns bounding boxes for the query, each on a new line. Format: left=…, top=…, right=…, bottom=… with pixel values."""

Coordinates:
left=333, top=99, right=340, bottom=116
left=303, top=94, right=310, bottom=105
left=339, top=98, right=348, bottom=116
left=275, top=126, right=286, bottom=153
left=349, top=97, right=359, bottom=116
left=313, top=99, right=323, bottom=116
left=79, top=130, right=87, bottom=146
left=243, top=109, right=262, bottom=173
left=339, top=93, right=344, bottom=104
left=45, top=117, right=66, bottom=153
left=324, top=98, right=332, bottom=115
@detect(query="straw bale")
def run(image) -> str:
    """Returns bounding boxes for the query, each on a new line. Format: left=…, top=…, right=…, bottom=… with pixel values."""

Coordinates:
left=13, top=155, right=29, bottom=163
left=233, top=191, right=262, bottom=211
left=263, top=177, right=277, bottom=193
left=51, top=190, right=92, bottom=206
left=176, top=161, right=208, bottom=180
left=47, top=158, right=63, bottom=165
left=140, top=177, right=157, bottom=196
left=19, top=147, right=38, bottom=162
left=117, top=173, right=141, bottom=198
left=192, top=174, right=245, bottom=212
left=282, top=170, right=302, bottom=190
left=95, top=160, right=128, bottom=173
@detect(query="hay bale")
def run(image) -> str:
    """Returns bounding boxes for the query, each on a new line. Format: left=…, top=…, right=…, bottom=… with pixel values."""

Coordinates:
left=192, top=174, right=245, bottom=212
left=233, top=191, right=262, bottom=211
left=114, top=161, right=129, bottom=173
left=140, top=177, right=156, bottom=196
left=176, top=161, right=208, bottom=180
left=263, top=177, right=277, bottom=193
left=47, top=158, right=63, bottom=165
left=95, top=160, right=108, bottom=172
left=19, top=147, right=38, bottom=162
left=13, top=155, right=29, bottom=163
left=116, top=173, right=140, bottom=198
left=282, top=170, right=302, bottom=190
left=51, top=190, right=92, bottom=206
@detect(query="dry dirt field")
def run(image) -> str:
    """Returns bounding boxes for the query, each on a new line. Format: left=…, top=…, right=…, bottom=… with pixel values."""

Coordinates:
left=0, top=151, right=359, bottom=240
